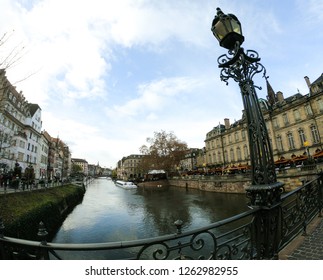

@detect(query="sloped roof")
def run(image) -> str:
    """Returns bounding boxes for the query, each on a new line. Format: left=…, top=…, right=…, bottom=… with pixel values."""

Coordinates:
left=311, top=73, right=323, bottom=85
left=28, top=103, right=41, bottom=116
left=284, top=93, right=303, bottom=103
left=72, top=158, right=88, bottom=163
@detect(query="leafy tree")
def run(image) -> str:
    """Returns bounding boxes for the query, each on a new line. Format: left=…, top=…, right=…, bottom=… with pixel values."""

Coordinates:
left=139, top=130, right=188, bottom=175
left=111, top=169, right=118, bottom=179
left=71, top=164, right=83, bottom=175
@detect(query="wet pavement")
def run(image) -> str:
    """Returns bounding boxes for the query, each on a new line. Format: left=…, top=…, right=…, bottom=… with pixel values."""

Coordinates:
left=279, top=216, right=323, bottom=260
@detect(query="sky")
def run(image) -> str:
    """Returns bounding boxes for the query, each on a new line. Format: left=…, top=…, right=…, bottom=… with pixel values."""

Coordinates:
left=0, top=0, right=322, bottom=168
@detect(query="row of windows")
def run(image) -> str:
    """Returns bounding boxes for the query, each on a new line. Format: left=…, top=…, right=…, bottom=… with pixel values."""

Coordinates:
left=207, top=96, right=323, bottom=149
left=273, top=103, right=316, bottom=129
left=207, top=130, right=246, bottom=150
left=5, top=151, right=38, bottom=164
left=207, top=122, right=320, bottom=153
left=276, top=125, right=320, bottom=151
left=26, top=154, right=37, bottom=164
left=207, top=124, right=319, bottom=164
left=10, top=139, right=39, bottom=153
left=31, top=120, right=42, bottom=132
left=1, top=114, right=19, bottom=132
left=124, top=160, right=141, bottom=167
left=7, top=92, right=30, bottom=116
left=208, top=145, right=249, bottom=164
left=41, top=144, right=48, bottom=153
left=0, top=132, right=12, bottom=144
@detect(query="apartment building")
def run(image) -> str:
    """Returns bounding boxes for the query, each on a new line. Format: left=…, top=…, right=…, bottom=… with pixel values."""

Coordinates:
left=71, top=158, right=89, bottom=176
left=117, top=154, right=144, bottom=181
left=179, top=148, right=200, bottom=171
left=204, top=74, right=323, bottom=169
left=0, top=69, right=72, bottom=179
left=0, top=69, right=32, bottom=171
left=38, top=132, right=50, bottom=179
left=25, top=103, right=42, bottom=173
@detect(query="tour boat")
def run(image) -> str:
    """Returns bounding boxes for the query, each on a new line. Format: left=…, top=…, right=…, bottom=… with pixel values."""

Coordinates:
left=115, top=180, right=137, bottom=189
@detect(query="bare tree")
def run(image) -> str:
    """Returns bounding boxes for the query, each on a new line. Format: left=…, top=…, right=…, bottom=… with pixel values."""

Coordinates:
left=0, top=31, right=28, bottom=169
left=139, top=130, right=188, bottom=175
left=0, top=30, right=26, bottom=71
left=0, top=30, right=36, bottom=90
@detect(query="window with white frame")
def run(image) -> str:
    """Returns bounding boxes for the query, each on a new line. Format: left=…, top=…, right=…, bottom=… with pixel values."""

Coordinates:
left=241, top=129, right=246, bottom=140
left=282, top=113, right=289, bottom=125
left=237, top=147, right=242, bottom=160
left=243, top=145, right=249, bottom=159
left=217, top=151, right=222, bottom=162
left=235, top=132, right=239, bottom=142
left=224, top=150, right=228, bottom=162
left=317, top=98, right=323, bottom=112
left=287, top=132, right=296, bottom=150
left=230, top=148, right=235, bottom=162
left=304, top=104, right=313, bottom=116
left=276, top=135, right=283, bottom=152
left=310, top=125, right=320, bottom=144
left=298, top=129, right=307, bottom=146
left=273, top=117, right=279, bottom=128
left=293, top=109, right=301, bottom=121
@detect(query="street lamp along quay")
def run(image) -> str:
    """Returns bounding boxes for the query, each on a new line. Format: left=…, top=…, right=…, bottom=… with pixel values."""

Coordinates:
left=211, top=8, right=284, bottom=208
left=211, top=7, right=244, bottom=50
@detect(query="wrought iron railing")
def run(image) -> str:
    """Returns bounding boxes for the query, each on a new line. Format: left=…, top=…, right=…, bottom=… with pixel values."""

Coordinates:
left=0, top=174, right=322, bottom=260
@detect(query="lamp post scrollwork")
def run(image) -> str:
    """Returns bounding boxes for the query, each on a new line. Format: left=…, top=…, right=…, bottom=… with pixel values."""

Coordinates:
left=211, top=7, right=284, bottom=208
left=211, top=7, right=286, bottom=260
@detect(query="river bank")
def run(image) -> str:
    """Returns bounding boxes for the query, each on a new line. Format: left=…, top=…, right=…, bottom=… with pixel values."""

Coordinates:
left=0, top=184, right=85, bottom=240
left=165, top=166, right=321, bottom=193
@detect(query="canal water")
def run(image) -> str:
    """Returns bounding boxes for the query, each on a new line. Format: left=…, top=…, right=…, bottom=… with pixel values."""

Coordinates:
left=52, top=178, right=249, bottom=259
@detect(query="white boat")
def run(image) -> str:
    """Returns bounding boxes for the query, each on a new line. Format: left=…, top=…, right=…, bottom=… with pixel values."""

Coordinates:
left=115, top=180, right=137, bottom=189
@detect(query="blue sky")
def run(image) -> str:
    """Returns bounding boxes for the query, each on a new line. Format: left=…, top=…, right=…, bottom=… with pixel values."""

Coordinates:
left=1, top=0, right=322, bottom=168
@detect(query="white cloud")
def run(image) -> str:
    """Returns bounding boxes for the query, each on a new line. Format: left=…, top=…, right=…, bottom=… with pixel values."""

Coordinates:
left=0, top=0, right=322, bottom=167
left=105, top=76, right=203, bottom=119
left=300, top=0, right=323, bottom=23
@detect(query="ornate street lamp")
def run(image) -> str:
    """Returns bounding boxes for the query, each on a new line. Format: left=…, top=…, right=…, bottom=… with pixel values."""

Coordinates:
left=211, top=8, right=284, bottom=207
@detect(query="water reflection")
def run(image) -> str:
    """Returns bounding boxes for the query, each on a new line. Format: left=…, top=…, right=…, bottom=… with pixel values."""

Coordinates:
left=53, top=178, right=248, bottom=244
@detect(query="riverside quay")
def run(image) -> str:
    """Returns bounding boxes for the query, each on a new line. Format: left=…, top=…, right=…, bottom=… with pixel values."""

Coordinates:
left=0, top=172, right=322, bottom=259
left=1, top=6, right=323, bottom=260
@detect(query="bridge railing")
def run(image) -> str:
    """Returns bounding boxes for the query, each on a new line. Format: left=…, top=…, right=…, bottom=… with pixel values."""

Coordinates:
left=0, top=174, right=322, bottom=260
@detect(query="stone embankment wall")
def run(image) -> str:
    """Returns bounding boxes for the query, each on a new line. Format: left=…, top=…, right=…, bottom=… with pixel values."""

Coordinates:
left=168, top=175, right=250, bottom=194
left=169, top=166, right=321, bottom=193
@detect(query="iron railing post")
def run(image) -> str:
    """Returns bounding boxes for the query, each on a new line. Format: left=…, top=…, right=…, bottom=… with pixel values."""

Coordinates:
left=174, top=220, right=183, bottom=235
left=215, top=40, right=285, bottom=259
left=318, top=172, right=323, bottom=217
left=0, top=217, right=5, bottom=259
left=252, top=205, right=282, bottom=259
left=37, top=221, right=49, bottom=260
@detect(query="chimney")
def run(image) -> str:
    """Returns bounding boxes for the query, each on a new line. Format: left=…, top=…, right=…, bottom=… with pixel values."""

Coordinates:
left=276, top=91, right=284, bottom=102
left=304, top=76, right=311, bottom=89
left=224, top=118, right=230, bottom=129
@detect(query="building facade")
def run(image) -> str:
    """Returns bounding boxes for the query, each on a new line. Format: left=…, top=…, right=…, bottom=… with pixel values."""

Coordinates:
left=25, top=104, right=42, bottom=174
left=117, top=154, right=144, bottom=181
left=71, top=158, right=89, bottom=176
left=179, top=148, right=200, bottom=171
left=38, top=132, right=49, bottom=180
left=204, top=74, right=323, bottom=170
left=0, top=69, right=72, bottom=180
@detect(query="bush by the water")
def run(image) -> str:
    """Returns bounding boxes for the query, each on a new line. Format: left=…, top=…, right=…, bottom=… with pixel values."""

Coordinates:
left=0, top=185, right=85, bottom=240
